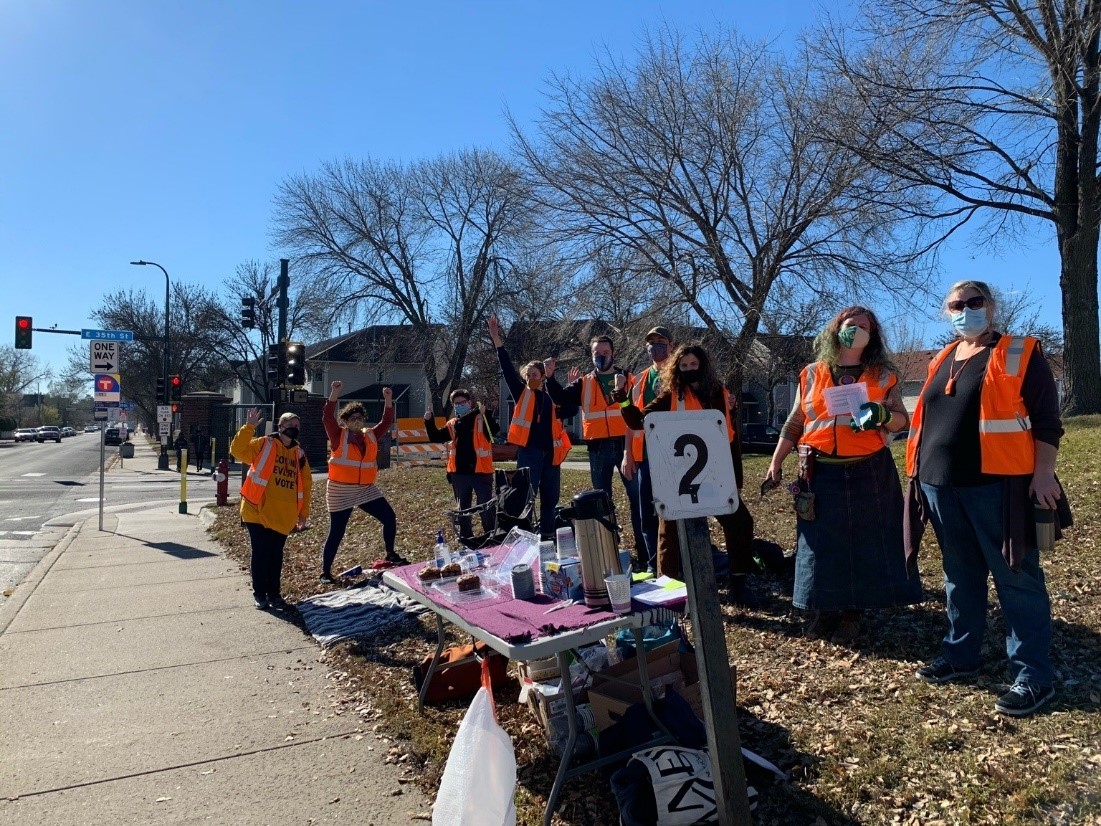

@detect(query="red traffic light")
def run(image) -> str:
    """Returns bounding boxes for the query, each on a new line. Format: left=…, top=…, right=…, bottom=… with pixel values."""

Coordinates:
left=17, top=318, right=30, bottom=329
left=170, top=376, right=182, bottom=387
left=171, top=403, right=180, bottom=414
left=14, top=316, right=33, bottom=349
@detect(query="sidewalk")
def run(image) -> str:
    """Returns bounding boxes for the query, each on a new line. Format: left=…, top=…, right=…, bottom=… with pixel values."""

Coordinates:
left=0, top=437, right=428, bottom=825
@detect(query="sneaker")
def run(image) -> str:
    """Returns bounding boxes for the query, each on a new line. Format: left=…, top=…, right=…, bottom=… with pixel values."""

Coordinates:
left=385, top=552, right=410, bottom=566
left=267, top=595, right=293, bottom=612
left=915, top=656, right=981, bottom=684
left=994, top=682, right=1055, bottom=717
left=253, top=596, right=270, bottom=610
left=319, top=572, right=335, bottom=585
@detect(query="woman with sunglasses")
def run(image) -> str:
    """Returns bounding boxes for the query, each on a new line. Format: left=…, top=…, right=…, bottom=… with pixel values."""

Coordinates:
left=318, top=380, right=407, bottom=583
left=764, top=306, right=918, bottom=644
left=906, top=281, right=1066, bottom=717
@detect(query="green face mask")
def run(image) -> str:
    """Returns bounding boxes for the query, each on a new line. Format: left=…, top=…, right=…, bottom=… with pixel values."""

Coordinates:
left=838, top=326, right=870, bottom=349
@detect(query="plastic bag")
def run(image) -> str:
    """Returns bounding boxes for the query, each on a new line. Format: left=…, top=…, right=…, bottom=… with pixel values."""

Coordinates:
left=433, top=658, right=517, bottom=826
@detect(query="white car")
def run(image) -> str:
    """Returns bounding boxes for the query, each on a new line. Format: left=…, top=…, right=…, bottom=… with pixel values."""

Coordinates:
left=84, top=424, right=100, bottom=433
left=14, top=428, right=37, bottom=442
left=36, top=426, right=62, bottom=443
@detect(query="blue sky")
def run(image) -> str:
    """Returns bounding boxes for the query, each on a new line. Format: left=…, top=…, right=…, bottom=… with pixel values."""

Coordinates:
left=1, top=1, right=1062, bottom=383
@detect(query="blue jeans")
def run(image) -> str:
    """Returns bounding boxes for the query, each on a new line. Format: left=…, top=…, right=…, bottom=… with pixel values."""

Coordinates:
left=635, top=458, right=659, bottom=569
left=921, top=482, right=1053, bottom=687
left=517, top=446, right=561, bottom=539
left=587, top=438, right=643, bottom=552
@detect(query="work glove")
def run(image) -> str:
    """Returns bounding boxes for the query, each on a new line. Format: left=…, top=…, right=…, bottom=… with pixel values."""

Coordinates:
left=851, top=402, right=892, bottom=432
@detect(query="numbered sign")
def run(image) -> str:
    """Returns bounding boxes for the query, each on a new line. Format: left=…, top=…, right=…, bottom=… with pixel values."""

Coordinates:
left=644, top=410, right=740, bottom=519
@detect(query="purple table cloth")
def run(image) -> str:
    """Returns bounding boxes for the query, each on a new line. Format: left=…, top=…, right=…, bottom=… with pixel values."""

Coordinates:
left=389, top=556, right=619, bottom=644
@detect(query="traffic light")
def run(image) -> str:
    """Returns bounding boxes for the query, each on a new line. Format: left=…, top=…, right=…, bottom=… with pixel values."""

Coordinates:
left=156, top=376, right=166, bottom=402
left=266, top=343, right=284, bottom=386
left=15, top=316, right=32, bottom=349
left=171, top=403, right=180, bottom=415
left=283, top=341, right=305, bottom=385
left=240, top=296, right=256, bottom=329
left=169, top=375, right=182, bottom=402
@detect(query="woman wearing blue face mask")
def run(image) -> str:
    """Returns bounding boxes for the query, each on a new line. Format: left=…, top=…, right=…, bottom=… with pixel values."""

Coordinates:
left=424, top=389, right=500, bottom=540
left=905, top=280, right=1068, bottom=717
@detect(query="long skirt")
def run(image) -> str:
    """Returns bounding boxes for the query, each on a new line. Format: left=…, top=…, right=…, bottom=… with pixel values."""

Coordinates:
left=793, top=447, right=921, bottom=611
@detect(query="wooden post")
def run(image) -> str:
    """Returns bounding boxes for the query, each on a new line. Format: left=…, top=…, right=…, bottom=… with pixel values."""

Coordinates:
left=677, top=516, right=751, bottom=825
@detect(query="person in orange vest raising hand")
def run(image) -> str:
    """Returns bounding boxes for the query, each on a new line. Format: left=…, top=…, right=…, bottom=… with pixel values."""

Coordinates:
left=906, top=281, right=1066, bottom=717
left=544, top=334, right=646, bottom=570
left=424, top=389, right=500, bottom=540
left=615, top=342, right=758, bottom=606
left=319, top=381, right=405, bottom=584
left=231, top=409, right=313, bottom=611
left=488, top=316, right=576, bottom=540
left=764, top=306, right=917, bottom=644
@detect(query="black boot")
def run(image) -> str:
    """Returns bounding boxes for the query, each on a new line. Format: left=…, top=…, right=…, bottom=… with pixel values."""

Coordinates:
left=728, top=575, right=761, bottom=609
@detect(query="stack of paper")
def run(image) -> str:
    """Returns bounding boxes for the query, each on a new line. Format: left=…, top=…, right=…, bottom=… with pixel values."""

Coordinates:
left=630, top=575, right=688, bottom=606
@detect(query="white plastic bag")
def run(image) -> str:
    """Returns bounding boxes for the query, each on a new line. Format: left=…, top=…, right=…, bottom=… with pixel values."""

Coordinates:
left=433, top=664, right=516, bottom=826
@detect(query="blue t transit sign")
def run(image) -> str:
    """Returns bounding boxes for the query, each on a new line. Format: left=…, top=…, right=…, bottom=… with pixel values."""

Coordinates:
left=82, top=329, right=134, bottom=342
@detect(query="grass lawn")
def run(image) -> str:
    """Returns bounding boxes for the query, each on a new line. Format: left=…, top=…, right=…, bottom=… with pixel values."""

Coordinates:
left=207, top=417, right=1101, bottom=825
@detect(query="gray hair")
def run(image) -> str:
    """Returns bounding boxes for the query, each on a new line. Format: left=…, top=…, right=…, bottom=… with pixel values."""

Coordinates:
left=277, top=411, right=301, bottom=427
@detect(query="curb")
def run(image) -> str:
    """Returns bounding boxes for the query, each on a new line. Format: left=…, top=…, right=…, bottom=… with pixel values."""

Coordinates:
left=0, top=521, right=81, bottom=636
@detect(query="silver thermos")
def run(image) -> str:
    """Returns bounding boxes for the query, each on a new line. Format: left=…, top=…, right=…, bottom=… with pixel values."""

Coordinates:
left=562, top=489, right=623, bottom=608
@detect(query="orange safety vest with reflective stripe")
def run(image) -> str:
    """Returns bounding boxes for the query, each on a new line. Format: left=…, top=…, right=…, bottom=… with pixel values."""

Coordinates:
left=628, top=365, right=662, bottom=461
left=327, top=428, right=379, bottom=485
left=798, top=362, right=896, bottom=457
left=580, top=371, right=632, bottom=439
left=241, top=437, right=306, bottom=516
left=507, top=387, right=572, bottom=466
left=670, top=387, right=736, bottom=443
left=906, top=335, right=1038, bottom=478
left=445, top=413, right=494, bottom=474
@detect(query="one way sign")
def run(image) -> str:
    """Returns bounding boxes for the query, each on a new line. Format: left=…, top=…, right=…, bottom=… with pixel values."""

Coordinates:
left=88, top=341, right=120, bottom=374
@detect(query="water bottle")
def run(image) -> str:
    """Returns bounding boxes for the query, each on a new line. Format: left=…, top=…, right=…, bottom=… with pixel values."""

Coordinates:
left=1033, top=497, right=1056, bottom=552
left=434, top=529, right=451, bottom=568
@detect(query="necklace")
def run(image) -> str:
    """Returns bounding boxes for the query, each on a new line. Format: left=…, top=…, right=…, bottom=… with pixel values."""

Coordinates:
left=944, top=352, right=978, bottom=396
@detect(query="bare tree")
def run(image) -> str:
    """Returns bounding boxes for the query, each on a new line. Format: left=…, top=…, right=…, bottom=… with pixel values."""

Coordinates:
left=511, top=27, right=933, bottom=390
left=820, top=0, right=1101, bottom=414
left=274, top=148, right=533, bottom=410
left=0, top=346, right=50, bottom=425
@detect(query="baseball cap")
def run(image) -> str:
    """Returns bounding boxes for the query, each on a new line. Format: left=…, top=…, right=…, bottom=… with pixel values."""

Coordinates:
left=645, top=326, right=672, bottom=342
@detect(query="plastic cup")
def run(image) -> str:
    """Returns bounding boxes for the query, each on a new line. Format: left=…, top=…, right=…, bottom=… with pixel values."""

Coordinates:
left=604, top=573, right=632, bottom=614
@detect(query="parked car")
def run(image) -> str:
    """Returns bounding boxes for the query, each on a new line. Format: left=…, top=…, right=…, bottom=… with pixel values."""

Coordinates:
left=84, top=424, right=100, bottom=433
left=61, top=427, right=76, bottom=438
left=741, top=423, right=781, bottom=455
left=14, top=428, right=38, bottom=442
left=104, top=427, right=123, bottom=446
left=36, top=426, right=62, bottom=443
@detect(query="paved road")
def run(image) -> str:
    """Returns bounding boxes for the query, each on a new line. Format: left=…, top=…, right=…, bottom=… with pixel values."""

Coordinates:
left=0, top=434, right=217, bottom=605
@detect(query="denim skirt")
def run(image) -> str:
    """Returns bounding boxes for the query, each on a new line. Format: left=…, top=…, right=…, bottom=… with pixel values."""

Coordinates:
left=793, top=447, right=922, bottom=611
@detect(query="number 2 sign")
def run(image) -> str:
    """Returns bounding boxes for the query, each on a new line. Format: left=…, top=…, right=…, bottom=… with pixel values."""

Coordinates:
left=644, top=410, right=740, bottom=520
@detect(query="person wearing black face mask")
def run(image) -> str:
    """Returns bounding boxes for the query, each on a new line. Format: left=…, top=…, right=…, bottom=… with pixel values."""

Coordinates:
left=231, top=409, right=313, bottom=610
left=424, top=389, right=500, bottom=540
left=318, top=381, right=405, bottom=584
left=614, top=342, right=759, bottom=607
left=544, top=334, right=645, bottom=564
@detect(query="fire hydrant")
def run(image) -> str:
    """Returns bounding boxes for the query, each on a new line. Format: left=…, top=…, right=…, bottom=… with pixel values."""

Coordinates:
left=214, top=457, right=230, bottom=506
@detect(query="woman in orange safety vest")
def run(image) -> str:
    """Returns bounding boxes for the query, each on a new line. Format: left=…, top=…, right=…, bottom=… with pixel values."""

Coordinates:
left=318, top=380, right=406, bottom=584
left=616, top=342, right=758, bottom=606
left=488, top=316, right=575, bottom=540
left=231, top=409, right=312, bottom=611
left=906, top=280, right=1066, bottom=718
left=764, top=306, right=918, bottom=644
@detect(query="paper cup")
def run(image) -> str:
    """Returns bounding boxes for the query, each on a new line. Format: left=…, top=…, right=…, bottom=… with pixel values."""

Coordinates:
left=604, top=573, right=632, bottom=614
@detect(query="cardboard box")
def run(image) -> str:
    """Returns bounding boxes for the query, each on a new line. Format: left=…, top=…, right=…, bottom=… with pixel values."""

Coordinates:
left=525, top=677, right=587, bottom=731
left=587, top=642, right=737, bottom=731
left=542, top=558, right=582, bottom=601
left=517, top=655, right=561, bottom=684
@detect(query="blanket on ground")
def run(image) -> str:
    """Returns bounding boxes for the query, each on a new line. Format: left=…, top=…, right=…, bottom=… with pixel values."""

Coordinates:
left=297, top=584, right=429, bottom=647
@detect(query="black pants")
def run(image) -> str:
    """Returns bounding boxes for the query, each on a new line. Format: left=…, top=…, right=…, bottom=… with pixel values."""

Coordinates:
left=322, top=498, right=397, bottom=574
left=451, top=472, right=495, bottom=538
left=245, top=521, right=289, bottom=599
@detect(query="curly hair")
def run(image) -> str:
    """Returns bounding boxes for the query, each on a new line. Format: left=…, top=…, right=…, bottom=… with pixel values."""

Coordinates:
left=337, top=402, right=367, bottom=424
left=813, top=306, right=896, bottom=376
left=660, top=342, right=724, bottom=404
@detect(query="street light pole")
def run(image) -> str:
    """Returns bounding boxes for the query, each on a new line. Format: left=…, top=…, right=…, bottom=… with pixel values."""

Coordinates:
left=130, top=259, right=171, bottom=470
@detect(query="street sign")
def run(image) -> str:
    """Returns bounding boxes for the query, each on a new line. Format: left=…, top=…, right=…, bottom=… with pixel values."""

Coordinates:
left=82, top=329, right=134, bottom=342
left=158, top=421, right=171, bottom=437
left=88, top=341, right=120, bottom=373
left=119, top=402, right=135, bottom=410
left=94, top=401, right=120, bottom=410
left=94, top=409, right=108, bottom=421
left=157, top=405, right=172, bottom=423
left=645, top=410, right=740, bottom=520
left=93, top=373, right=121, bottom=403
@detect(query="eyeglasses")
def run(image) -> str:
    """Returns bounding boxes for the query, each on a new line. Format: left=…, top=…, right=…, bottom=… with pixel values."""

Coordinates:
left=947, top=296, right=985, bottom=312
